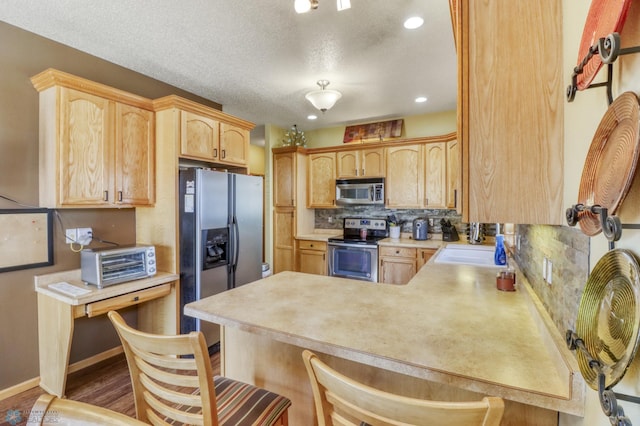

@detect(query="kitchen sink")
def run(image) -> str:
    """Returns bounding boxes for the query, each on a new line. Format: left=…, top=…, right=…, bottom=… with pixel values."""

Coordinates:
left=433, top=245, right=503, bottom=268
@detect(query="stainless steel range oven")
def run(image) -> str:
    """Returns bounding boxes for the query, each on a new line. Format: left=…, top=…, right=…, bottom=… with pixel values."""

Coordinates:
left=328, top=218, right=388, bottom=282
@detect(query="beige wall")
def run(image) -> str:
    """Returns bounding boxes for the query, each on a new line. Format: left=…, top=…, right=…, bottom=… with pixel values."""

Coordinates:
left=300, top=110, right=457, bottom=148
left=561, top=1, right=640, bottom=424
left=249, top=144, right=265, bottom=176
left=0, top=21, right=222, bottom=390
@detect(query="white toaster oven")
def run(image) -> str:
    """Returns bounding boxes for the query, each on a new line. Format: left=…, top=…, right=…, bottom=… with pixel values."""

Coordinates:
left=81, top=245, right=157, bottom=288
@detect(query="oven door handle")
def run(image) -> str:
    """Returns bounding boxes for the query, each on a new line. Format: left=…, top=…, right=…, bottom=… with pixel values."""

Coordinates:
left=329, top=242, right=378, bottom=250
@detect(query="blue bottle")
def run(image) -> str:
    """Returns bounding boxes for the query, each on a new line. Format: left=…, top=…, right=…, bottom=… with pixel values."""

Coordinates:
left=494, top=234, right=507, bottom=266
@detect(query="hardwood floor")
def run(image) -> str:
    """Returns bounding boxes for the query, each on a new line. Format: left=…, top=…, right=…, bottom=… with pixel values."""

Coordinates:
left=0, top=351, right=220, bottom=426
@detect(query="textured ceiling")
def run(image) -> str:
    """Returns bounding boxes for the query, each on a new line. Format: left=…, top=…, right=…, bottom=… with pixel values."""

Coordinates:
left=0, top=0, right=457, bottom=135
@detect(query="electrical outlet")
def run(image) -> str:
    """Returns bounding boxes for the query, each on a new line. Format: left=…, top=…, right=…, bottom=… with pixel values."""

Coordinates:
left=547, top=260, right=553, bottom=285
left=65, top=228, right=76, bottom=244
left=65, top=227, right=93, bottom=245
left=542, top=257, right=548, bottom=281
left=76, top=228, right=93, bottom=245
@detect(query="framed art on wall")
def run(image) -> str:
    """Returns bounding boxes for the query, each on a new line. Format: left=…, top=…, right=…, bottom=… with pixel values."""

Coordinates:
left=0, top=209, right=53, bottom=273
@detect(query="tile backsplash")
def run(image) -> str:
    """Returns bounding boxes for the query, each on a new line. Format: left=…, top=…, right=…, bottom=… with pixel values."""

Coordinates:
left=513, top=224, right=590, bottom=334
left=315, top=206, right=462, bottom=233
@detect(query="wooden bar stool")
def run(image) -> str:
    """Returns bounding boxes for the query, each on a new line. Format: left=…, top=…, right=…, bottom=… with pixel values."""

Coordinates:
left=302, top=350, right=504, bottom=426
left=109, top=311, right=291, bottom=426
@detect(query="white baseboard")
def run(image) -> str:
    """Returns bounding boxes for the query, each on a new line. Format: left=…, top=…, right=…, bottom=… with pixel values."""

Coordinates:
left=0, top=346, right=124, bottom=401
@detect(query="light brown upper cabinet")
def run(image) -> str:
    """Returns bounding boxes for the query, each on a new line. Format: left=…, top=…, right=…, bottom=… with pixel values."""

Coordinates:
left=446, top=139, right=460, bottom=210
left=115, top=103, right=155, bottom=206
left=31, top=69, right=155, bottom=208
left=219, top=122, right=250, bottom=166
left=423, top=142, right=447, bottom=209
left=180, top=111, right=219, bottom=161
left=179, top=112, right=249, bottom=167
left=457, top=0, right=563, bottom=224
left=385, top=145, right=423, bottom=208
left=307, top=152, right=336, bottom=208
left=274, top=151, right=296, bottom=208
left=154, top=95, right=253, bottom=169
left=336, top=147, right=385, bottom=178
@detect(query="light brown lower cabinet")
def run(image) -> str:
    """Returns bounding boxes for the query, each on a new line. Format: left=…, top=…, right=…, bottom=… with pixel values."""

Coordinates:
left=417, top=248, right=437, bottom=270
left=379, top=246, right=417, bottom=285
left=297, top=240, right=327, bottom=275
left=379, top=246, right=439, bottom=285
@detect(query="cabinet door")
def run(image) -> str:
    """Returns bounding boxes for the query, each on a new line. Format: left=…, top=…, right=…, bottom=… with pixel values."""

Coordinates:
left=336, top=151, right=359, bottom=178
left=459, top=0, right=563, bottom=224
left=308, top=153, right=336, bottom=208
left=416, top=248, right=437, bottom=270
left=446, top=139, right=460, bottom=209
left=115, top=103, right=155, bottom=206
left=424, top=142, right=447, bottom=209
left=299, top=250, right=327, bottom=275
left=59, top=88, right=112, bottom=206
left=361, top=148, right=385, bottom=177
left=273, top=152, right=296, bottom=207
left=180, top=111, right=220, bottom=161
left=379, top=257, right=416, bottom=285
left=219, top=122, right=249, bottom=166
left=385, top=145, right=423, bottom=208
left=273, top=209, right=295, bottom=273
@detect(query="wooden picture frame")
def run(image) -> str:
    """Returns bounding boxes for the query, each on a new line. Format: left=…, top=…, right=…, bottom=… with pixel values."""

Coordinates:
left=343, top=119, right=404, bottom=143
left=0, top=209, right=53, bottom=273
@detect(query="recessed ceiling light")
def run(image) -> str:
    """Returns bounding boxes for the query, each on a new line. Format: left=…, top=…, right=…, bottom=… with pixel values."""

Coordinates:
left=307, top=114, right=318, bottom=120
left=404, top=16, right=424, bottom=29
left=415, top=96, right=428, bottom=103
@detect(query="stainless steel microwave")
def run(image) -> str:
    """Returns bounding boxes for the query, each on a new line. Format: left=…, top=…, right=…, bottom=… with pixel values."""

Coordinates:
left=335, top=178, right=384, bottom=206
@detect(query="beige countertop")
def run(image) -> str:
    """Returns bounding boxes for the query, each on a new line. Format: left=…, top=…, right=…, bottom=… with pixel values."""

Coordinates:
left=295, top=230, right=342, bottom=241
left=185, top=257, right=584, bottom=416
left=378, top=234, right=444, bottom=249
left=35, top=269, right=179, bottom=305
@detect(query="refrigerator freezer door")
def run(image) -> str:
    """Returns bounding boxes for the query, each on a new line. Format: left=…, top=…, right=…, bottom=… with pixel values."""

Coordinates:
left=197, top=169, right=229, bottom=230
left=231, top=174, right=263, bottom=287
left=197, top=265, right=228, bottom=346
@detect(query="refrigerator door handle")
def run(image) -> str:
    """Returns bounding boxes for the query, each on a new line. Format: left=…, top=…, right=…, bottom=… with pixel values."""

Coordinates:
left=232, top=215, right=240, bottom=273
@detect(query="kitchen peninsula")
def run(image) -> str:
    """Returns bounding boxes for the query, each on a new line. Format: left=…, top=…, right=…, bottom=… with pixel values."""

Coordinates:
left=185, top=251, right=585, bottom=425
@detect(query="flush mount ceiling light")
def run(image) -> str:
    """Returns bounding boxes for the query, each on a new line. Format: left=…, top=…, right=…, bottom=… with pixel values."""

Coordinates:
left=295, top=0, right=318, bottom=13
left=295, top=0, right=351, bottom=13
left=336, top=0, right=351, bottom=11
left=404, top=16, right=424, bottom=29
left=305, top=80, right=342, bottom=112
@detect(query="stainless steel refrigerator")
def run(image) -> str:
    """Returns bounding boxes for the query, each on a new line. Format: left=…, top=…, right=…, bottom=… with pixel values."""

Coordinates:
left=179, top=168, right=263, bottom=349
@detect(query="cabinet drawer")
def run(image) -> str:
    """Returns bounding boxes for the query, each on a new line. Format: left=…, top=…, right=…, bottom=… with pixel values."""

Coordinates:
left=298, top=240, right=327, bottom=251
left=379, top=246, right=416, bottom=258
left=85, top=283, right=172, bottom=318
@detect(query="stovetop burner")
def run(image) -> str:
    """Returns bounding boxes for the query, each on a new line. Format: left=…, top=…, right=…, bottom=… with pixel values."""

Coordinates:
left=329, top=217, right=389, bottom=245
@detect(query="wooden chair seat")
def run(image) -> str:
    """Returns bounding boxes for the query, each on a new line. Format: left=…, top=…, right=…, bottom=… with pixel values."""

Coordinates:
left=29, top=394, right=147, bottom=426
left=302, top=350, right=504, bottom=426
left=108, top=310, right=290, bottom=426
